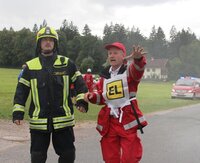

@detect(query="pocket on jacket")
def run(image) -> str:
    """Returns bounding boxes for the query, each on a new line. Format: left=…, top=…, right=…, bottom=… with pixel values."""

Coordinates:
left=96, top=107, right=110, bottom=136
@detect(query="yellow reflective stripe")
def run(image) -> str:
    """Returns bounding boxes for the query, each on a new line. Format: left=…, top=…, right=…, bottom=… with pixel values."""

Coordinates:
left=53, top=120, right=75, bottom=130
left=54, top=55, right=69, bottom=66
left=30, top=124, right=47, bottom=130
left=31, top=79, right=40, bottom=118
left=30, top=118, right=47, bottom=124
left=76, top=71, right=81, bottom=76
left=29, top=118, right=48, bottom=130
left=13, top=104, right=25, bottom=112
left=26, top=58, right=42, bottom=70
left=71, top=71, right=81, bottom=82
left=76, top=93, right=84, bottom=101
left=53, top=115, right=74, bottom=123
left=62, top=75, right=71, bottom=117
left=19, top=78, right=30, bottom=87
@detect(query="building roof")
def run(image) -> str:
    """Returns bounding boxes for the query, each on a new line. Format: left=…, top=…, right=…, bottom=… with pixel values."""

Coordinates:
left=146, top=58, right=168, bottom=69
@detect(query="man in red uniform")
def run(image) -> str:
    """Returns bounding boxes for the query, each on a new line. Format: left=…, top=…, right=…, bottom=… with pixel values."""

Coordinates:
left=85, top=42, right=148, bottom=163
left=83, top=68, right=94, bottom=92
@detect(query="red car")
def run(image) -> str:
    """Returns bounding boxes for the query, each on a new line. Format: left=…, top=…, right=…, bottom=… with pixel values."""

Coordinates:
left=171, top=77, right=200, bottom=99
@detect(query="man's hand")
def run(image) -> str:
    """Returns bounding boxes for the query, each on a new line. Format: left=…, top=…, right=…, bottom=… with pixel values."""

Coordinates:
left=14, top=120, right=23, bottom=125
left=76, top=106, right=87, bottom=113
left=76, top=97, right=89, bottom=113
left=124, top=45, right=147, bottom=60
left=76, top=92, right=94, bottom=113
left=84, top=92, right=93, bottom=102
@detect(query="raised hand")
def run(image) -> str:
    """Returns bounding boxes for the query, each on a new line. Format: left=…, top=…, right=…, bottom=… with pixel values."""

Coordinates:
left=124, top=45, right=147, bottom=61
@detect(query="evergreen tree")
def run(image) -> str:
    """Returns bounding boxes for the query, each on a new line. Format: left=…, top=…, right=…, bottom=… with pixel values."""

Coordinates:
left=148, top=26, right=168, bottom=59
left=82, top=24, right=91, bottom=36
left=0, top=28, right=16, bottom=67
left=32, top=24, right=39, bottom=34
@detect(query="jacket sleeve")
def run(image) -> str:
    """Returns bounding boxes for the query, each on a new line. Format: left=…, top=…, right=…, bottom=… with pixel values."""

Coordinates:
left=88, top=77, right=105, bottom=105
left=13, top=66, right=30, bottom=122
left=69, top=60, right=89, bottom=111
left=128, top=56, right=146, bottom=81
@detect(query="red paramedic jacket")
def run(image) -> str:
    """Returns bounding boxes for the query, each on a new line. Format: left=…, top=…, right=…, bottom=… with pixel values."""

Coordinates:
left=89, top=57, right=148, bottom=135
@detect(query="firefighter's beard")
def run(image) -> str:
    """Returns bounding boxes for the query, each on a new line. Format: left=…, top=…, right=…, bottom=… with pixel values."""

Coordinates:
left=41, top=49, right=54, bottom=56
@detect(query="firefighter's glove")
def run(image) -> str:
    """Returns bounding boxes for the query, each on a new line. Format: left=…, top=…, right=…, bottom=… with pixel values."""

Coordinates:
left=12, top=111, right=24, bottom=123
left=76, top=100, right=88, bottom=113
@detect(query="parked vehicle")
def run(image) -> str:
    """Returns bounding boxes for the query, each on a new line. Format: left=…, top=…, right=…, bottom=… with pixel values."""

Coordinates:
left=171, top=77, right=200, bottom=99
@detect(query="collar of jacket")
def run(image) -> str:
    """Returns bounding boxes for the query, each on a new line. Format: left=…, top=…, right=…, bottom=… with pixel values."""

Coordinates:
left=100, top=64, right=127, bottom=79
left=39, top=53, right=57, bottom=68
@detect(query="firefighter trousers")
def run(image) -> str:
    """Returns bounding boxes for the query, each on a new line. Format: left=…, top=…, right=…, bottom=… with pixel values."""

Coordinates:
left=30, top=127, right=75, bottom=163
left=100, top=117, right=143, bottom=163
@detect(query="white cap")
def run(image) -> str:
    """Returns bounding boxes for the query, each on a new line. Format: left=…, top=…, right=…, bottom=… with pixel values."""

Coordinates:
left=87, top=68, right=91, bottom=72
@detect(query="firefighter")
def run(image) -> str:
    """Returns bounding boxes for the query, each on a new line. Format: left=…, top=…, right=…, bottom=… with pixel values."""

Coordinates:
left=12, top=26, right=88, bottom=163
left=83, top=68, right=94, bottom=92
left=84, top=42, right=148, bottom=163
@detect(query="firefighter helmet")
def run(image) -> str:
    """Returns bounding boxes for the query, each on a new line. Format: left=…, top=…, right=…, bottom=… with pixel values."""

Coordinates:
left=35, top=26, right=59, bottom=55
left=36, top=26, right=58, bottom=43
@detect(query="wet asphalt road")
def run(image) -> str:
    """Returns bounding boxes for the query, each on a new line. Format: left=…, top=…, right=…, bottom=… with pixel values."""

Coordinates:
left=1, top=103, right=200, bottom=163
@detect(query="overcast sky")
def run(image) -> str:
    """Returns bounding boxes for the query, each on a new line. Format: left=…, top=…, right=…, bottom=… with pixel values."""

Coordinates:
left=1, top=0, right=200, bottom=39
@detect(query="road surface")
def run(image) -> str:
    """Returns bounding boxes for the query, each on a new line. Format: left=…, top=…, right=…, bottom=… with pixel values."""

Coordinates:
left=1, top=103, right=200, bottom=163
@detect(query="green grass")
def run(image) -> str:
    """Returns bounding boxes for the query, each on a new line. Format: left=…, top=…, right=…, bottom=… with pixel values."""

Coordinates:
left=137, top=81, right=200, bottom=113
left=0, top=68, right=19, bottom=119
left=1, top=68, right=200, bottom=121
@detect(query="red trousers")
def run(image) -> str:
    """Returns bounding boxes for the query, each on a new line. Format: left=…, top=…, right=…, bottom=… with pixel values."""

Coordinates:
left=100, top=117, right=143, bottom=163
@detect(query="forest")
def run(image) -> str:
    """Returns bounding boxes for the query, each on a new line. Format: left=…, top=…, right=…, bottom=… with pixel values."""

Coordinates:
left=0, top=19, right=199, bottom=80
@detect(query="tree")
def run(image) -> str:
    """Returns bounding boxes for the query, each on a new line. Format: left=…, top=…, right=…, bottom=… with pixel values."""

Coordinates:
left=168, top=25, right=179, bottom=59
left=60, top=19, right=79, bottom=40
left=103, top=23, right=114, bottom=44
left=179, top=40, right=200, bottom=77
left=169, top=28, right=197, bottom=59
left=169, top=25, right=177, bottom=41
left=148, top=26, right=168, bottom=59
left=126, top=27, right=147, bottom=55
left=102, top=23, right=127, bottom=45
left=0, top=28, right=16, bottom=67
left=12, top=28, right=35, bottom=66
left=80, top=56, right=95, bottom=72
left=65, top=36, right=81, bottom=62
left=76, top=35, right=104, bottom=73
left=168, top=57, right=183, bottom=79
left=39, top=19, right=47, bottom=29
left=58, top=20, right=80, bottom=57
left=82, top=24, right=91, bottom=36
left=32, top=24, right=38, bottom=34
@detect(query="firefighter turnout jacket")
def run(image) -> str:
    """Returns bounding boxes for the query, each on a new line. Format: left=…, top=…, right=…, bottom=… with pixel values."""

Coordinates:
left=13, top=54, right=88, bottom=132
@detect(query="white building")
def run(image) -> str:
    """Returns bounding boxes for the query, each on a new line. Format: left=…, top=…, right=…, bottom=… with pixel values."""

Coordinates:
left=143, top=58, right=169, bottom=80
